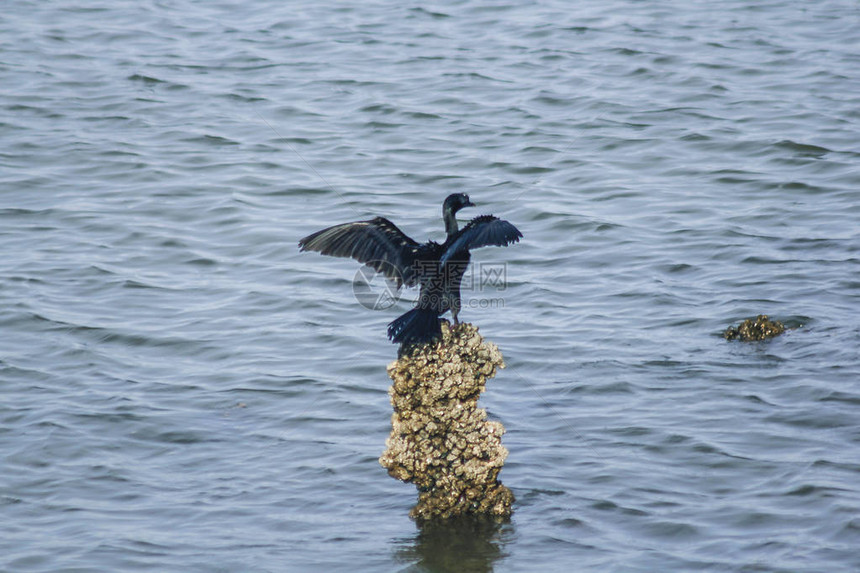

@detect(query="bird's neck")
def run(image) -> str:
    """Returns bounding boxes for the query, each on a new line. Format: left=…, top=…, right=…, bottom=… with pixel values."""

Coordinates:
left=443, top=208, right=459, bottom=238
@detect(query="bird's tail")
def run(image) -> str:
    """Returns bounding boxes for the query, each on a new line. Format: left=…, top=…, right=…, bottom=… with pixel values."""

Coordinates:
left=387, top=308, right=441, bottom=346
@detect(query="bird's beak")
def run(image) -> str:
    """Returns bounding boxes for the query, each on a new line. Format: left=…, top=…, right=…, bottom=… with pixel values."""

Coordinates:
left=465, top=200, right=476, bottom=208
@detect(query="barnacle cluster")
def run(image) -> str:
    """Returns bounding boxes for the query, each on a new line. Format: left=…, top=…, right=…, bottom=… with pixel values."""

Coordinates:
left=379, top=321, right=514, bottom=520
left=724, top=314, right=786, bottom=341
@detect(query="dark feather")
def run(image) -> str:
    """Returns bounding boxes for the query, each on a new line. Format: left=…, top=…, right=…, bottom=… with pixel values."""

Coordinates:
left=298, top=217, right=421, bottom=287
left=441, top=215, right=522, bottom=264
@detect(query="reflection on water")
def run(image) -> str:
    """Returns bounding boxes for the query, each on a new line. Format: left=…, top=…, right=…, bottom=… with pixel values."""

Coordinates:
left=394, top=516, right=513, bottom=573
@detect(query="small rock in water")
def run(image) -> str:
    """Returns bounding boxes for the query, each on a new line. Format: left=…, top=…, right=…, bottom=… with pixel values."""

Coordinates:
left=724, top=314, right=785, bottom=341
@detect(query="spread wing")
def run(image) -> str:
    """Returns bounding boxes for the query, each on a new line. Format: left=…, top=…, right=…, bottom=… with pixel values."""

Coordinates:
left=299, top=217, right=422, bottom=287
left=440, top=215, right=522, bottom=265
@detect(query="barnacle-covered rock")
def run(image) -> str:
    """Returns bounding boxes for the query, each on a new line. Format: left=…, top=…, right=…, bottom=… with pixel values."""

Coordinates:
left=724, top=314, right=786, bottom=341
left=379, top=321, right=514, bottom=520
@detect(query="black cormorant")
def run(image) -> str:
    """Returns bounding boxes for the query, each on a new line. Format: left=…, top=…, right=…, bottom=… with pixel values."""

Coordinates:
left=298, top=194, right=522, bottom=346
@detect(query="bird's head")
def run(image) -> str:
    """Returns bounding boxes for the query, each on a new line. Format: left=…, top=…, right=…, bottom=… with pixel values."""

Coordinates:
left=443, top=193, right=476, bottom=215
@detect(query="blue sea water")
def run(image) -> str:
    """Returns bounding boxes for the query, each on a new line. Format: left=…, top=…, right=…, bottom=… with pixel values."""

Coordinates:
left=2, top=1, right=859, bottom=571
